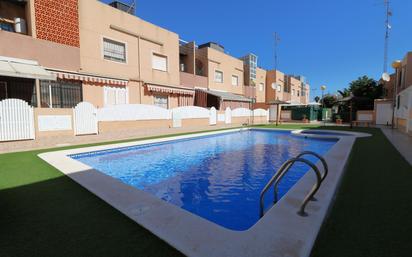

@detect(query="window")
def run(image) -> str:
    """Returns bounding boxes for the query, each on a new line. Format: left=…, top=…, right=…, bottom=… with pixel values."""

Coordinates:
left=297, top=90, right=300, bottom=97
left=152, top=53, right=168, bottom=71
left=259, top=83, right=264, bottom=92
left=1, top=77, right=37, bottom=106
left=231, top=75, right=239, bottom=86
left=40, top=80, right=82, bottom=108
left=104, top=86, right=128, bottom=106
left=103, top=38, right=126, bottom=63
left=277, top=84, right=281, bottom=92
left=215, top=70, right=223, bottom=83
left=154, top=94, right=168, bottom=109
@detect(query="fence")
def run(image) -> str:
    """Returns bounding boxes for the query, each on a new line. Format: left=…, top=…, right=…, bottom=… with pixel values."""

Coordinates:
left=0, top=101, right=269, bottom=141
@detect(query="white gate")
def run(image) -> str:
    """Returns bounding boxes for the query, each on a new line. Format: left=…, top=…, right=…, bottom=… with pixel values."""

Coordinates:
left=74, top=102, right=98, bottom=135
left=269, top=106, right=277, bottom=122
left=225, top=107, right=232, bottom=124
left=376, top=103, right=393, bottom=125
left=0, top=99, right=35, bottom=141
left=209, top=107, right=217, bottom=125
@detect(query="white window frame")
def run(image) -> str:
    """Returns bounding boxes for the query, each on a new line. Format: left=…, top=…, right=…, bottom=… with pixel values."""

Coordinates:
left=259, top=83, right=264, bottom=92
left=214, top=70, right=223, bottom=83
left=102, top=37, right=127, bottom=63
left=103, top=86, right=129, bottom=106
left=277, top=84, right=281, bottom=92
left=152, top=53, right=168, bottom=72
left=231, top=75, right=239, bottom=86
left=153, top=94, right=169, bottom=109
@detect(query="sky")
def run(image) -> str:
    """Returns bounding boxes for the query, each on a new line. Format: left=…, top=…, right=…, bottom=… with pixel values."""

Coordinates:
left=102, top=0, right=412, bottom=100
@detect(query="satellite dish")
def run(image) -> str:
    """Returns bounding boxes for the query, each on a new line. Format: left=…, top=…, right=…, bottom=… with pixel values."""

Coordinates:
left=271, top=83, right=279, bottom=90
left=382, top=72, right=390, bottom=82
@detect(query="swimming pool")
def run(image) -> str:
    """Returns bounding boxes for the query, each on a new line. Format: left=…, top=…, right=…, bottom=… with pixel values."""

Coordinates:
left=300, top=130, right=353, bottom=136
left=71, top=129, right=337, bottom=231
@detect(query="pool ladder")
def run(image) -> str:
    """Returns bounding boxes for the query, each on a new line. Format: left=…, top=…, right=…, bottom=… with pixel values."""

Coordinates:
left=259, top=151, right=328, bottom=218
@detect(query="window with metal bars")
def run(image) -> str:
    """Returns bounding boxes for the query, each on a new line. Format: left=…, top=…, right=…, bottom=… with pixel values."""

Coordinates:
left=103, top=38, right=126, bottom=63
left=0, top=76, right=37, bottom=106
left=40, top=80, right=82, bottom=108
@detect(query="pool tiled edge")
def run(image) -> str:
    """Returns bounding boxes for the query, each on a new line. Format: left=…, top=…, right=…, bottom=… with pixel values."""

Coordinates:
left=38, top=128, right=366, bottom=257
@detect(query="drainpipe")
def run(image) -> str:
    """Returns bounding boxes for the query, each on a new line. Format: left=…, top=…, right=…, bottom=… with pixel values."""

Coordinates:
left=137, top=36, right=142, bottom=104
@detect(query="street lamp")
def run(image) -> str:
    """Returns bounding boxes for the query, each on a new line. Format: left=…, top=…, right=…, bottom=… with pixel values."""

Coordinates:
left=320, top=85, right=326, bottom=124
left=391, top=60, right=402, bottom=129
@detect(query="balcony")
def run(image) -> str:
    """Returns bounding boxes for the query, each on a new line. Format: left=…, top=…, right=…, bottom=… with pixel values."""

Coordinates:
left=0, top=0, right=29, bottom=35
left=0, top=30, right=80, bottom=71
left=180, top=72, right=208, bottom=89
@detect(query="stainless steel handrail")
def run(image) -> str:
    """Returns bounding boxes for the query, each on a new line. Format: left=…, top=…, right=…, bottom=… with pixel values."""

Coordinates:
left=296, top=151, right=328, bottom=182
left=259, top=157, right=322, bottom=218
left=259, top=159, right=295, bottom=217
left=272, top=158, right=322, bottom=216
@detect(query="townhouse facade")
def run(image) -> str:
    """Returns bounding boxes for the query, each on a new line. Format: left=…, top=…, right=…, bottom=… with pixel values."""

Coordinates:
left=263, top=70, right=310, bottom=105
left=0, top=0, right=310, bottom=113
left=179, top=42, right=253, bottom=110
left=393, top=52, right=412, bottom=134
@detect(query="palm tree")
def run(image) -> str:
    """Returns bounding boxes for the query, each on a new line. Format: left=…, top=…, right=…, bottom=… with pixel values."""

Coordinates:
left=337, top=88, right=351, bottom=98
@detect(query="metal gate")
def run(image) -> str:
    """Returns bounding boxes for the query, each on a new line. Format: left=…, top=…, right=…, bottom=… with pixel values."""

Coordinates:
left=73, top=102, right=98, bottom=135
left=376, top=102, right=393, bottom=125
left=0, top=98, right=35, bottom=141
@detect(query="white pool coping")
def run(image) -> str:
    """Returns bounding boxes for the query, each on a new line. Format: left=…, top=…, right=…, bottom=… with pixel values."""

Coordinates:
left=39, top=128, right=370, bottom=257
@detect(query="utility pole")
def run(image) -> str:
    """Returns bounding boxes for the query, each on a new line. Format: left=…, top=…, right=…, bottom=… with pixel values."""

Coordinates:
left=383, top=0, right=392, bottom=73
left=273, top=32, right=281, bottom=126
left=273, top=32, right=281, bottom=71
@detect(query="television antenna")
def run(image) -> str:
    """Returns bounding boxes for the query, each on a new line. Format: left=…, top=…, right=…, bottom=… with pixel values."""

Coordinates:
left=273, top=32, right=281, bottom=71
left=382, top=0, right=392, bottom=73
left=126, top=0, right=137, bottom=15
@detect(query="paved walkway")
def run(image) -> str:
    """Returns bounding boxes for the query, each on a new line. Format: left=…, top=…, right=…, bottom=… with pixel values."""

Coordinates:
left=0, top=124, right=241, bottom=154
left=380, top=126, right=412, bottom=165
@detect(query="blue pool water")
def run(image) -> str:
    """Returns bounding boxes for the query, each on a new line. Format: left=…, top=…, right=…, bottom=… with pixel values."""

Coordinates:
left=72, top=130, right=337, bottom=231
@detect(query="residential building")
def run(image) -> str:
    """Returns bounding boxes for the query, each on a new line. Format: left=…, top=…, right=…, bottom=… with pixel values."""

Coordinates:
left=254, top=67, right=267, bottom=103
left=265, top=70, right=287, bottom=103
left=240, top=54, right=266, bottom=104
left=393, top=52, right=412, bottom=134
left=0, top=0, right=193, bottom=110
left=291, top=75, right=310, bottom=105
left=180, top=42, right=252, bottom=110
left=0, top=0, right=81, bottom=109
left=0, top=0, right=310, bottom=112
left=78, top=0, right=192, bottom=109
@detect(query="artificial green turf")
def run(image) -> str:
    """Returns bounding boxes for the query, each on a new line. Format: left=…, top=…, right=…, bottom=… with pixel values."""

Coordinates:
left=309, top=127, right=412, bottom=257
left=1, top=125, right=411, bottom=257
left=257, top=125, right=412, bottom=256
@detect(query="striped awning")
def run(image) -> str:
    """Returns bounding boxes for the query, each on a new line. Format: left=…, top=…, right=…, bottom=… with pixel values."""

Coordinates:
left=146, top=83, right=194, bottom=95
left=49, top=70, right=128, bottom=86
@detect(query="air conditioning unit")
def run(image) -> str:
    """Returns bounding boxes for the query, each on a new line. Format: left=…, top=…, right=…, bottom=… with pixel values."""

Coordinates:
left=14, top=18, right=27, bottom=34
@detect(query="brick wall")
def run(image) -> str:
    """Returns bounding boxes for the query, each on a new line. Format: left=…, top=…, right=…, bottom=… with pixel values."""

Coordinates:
left=34, top=0, right=80, bottom=47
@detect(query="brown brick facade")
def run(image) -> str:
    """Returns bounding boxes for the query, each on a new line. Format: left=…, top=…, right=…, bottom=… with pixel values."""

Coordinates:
left=34, top=0, right=80, bottom=47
